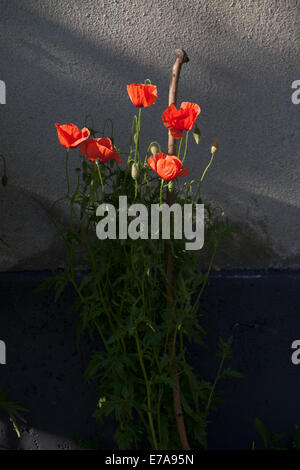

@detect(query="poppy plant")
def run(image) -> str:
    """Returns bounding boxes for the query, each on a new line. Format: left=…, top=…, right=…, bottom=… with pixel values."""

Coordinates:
left=80, top=138, right=121, bottom=164
left=127, top=83, right=157, bottom=108
left=55, top=123, right=90, bottom=149
left=162, top=102, right=200, bottom=139
left=147, top=153, right=189, bottom=181
left=48, top=50, right=229, bottom=453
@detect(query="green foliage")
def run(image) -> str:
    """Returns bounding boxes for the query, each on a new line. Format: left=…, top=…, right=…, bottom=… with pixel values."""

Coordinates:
left=74, top=432, right=102, bottom=450
left=42, top=99, right=241, bottom=450
left=254, top=418, right=270, bottom=448
left=253, top=418, right=300, bottom=450
left=292, top=425, right=300, bottom=450
left=0, top=387, right=28, bottom=438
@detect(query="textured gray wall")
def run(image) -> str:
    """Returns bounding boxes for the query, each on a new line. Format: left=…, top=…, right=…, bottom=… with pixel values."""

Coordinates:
left=0, top=0, right=299, bottom=270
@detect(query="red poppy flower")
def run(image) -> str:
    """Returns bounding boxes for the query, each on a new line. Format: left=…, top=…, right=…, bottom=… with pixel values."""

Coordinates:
left=80, top=138, right=121, bottom=164
left=147, top=153, right=189, bottom=181
left=162, top=102, right=200, bottom=139
left=127, top=83, right=157, bottom=107
left=55, top=123, right=90, bottom=149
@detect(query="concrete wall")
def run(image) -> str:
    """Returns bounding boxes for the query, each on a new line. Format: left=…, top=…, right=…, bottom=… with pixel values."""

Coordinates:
left=0, top=0, right=299, bottom=270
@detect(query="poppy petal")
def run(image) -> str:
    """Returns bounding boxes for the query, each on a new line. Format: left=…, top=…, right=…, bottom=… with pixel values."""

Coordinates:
left=147, top=153, right=188, bottom=181
left=178, top=167, right=189, bottom=177
left=80, top=138, right=121, bottom=164
left=162, top=101, right=200, bottom=137
left=55, top=123, right=90, bottom=149
left=147, top=154, right=161, bottom=172
left=127, top=83, right=157, bottom=107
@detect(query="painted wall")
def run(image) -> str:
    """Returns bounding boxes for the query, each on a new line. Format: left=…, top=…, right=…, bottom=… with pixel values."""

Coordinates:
left=0, top=0, right=299, bottom=270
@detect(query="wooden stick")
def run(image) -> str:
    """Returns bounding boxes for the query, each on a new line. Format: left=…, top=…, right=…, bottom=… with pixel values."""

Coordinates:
left=168, top=49, right=189, bottom=156
left=166, top=48, right=190, bottom=450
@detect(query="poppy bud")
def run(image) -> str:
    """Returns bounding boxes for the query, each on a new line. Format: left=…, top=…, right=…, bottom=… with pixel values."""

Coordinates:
left=193, top=127, right=201, bottom=144
left=167, top=180, right=174, bottom=192
left=211, top=138, right=219, bottom=154
left=131, top=163, right=139, bottom=180
left=1, top=175, right=7, bottom=187
left=150, top=144, right=159, bottom=155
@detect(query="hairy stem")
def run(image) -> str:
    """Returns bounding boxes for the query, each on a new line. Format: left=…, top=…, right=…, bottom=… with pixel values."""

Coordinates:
left=200, top=151, right=215, bottom=183
left=181, top=131, right=189, bottom=164
left=96, top=161, right=105, bottom=197
left=65, top=148, right=70, bottom=196
left=135, top=331, right=158, bottom=450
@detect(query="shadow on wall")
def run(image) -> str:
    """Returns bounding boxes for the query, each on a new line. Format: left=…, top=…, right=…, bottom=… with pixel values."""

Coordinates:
left=201, top=180, right=300, bottom=269
left=0, top=1, right=299, bottom=266
left=0, top=1, right=300, bottom=449
left=1, top=269, right=300, bottom=449
left=0, top=274, right=112, bottom=450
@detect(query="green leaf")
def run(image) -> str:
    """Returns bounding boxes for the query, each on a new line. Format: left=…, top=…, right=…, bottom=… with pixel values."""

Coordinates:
left=217, top=336, right=233, bottom=358
left=153, top=375, right=178, bottom=391
left=222, top=368, right=244, bottom=379
left=0, top=387, right=28, bottom=437
left=293, top=425, right=300, bottom=450
left=255, top=418, right=269, bottom=448
left=271, top=432, right=285, bottom=443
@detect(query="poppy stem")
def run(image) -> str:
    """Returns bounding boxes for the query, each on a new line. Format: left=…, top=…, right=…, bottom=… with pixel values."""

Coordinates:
left=200, top=151, right=215, bottom=183
left=135, top=331, right=158, bottom=450
left=159, top=178, right=164, bottom=206
left=134, top=108, right=142, bottom=163
left=166, top=48, right=191, bottom=451
left=134, top=179, right=138, bottom=201
left=103, top=118, right=114, bottom=142
left=129, top=115, right=137, bottom=162
left=96, top=161, right=105, bottom=197
left=84, top=114, right=95, bottom=131
left=181, top=131, right=189, bottom=164
left=65, top=148, right=70, bottom=196
left=177, top=137, right=183, bottom=159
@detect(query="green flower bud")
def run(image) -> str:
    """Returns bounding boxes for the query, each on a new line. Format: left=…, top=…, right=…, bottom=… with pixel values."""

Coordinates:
left=211, top=138, right=219, bottom=154
left=193, top=127, right=201, bottom=144
left=1, top=175, right=8, bottom=187
left=131, top=163, right=139, bottom=180
left=150, top=144, right=159, bottom=155
left=167, top=180, right=174, bottom=192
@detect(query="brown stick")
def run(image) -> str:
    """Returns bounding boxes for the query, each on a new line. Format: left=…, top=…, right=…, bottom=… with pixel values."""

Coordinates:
left=166, top=49, right=190, bottom=450
left=168, top=49, right=189, bottom=155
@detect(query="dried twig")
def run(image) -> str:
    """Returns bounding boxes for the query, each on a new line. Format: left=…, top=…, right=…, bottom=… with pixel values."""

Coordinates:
left=166, top=48, right=190, bottom=450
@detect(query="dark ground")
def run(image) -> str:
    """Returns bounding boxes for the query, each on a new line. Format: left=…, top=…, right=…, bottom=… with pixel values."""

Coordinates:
left=0, top=270, right=299, bottom=450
